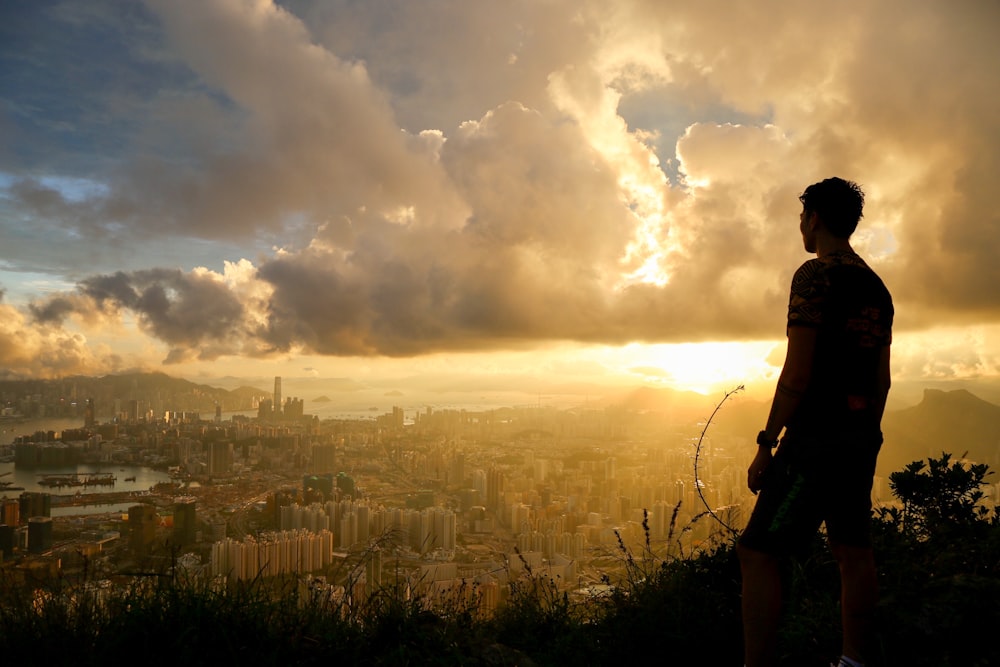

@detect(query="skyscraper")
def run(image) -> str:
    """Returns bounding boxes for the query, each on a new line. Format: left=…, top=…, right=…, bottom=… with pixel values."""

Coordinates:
left=28, top=517, right=53, bottom=554
left=173, top=497, right=197, bottom=546
left=311, top=444, right=336, bottom=474
left=274, top=376, right=282, bottom=418
left=0, top=499, right=19, bottom=528
left=84, top=398, right=95, bottom=428
left=209, top=442, right=232, bottom=476
left=129, top=504, right=159, bottom=555
left=0, top=524, right=13, bottom=561
left=19, top=492, right=50, bottom=521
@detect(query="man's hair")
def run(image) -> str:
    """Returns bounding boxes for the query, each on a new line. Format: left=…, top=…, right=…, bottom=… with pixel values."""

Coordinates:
left=798, top=177, right=865, bottom=238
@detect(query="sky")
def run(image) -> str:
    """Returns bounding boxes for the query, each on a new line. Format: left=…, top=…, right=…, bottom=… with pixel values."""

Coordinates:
left=1, top=0, right=999, bottom=403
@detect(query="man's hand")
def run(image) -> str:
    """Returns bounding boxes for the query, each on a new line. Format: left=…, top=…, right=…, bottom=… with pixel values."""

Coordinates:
left=748, top=446, right=773, bottom=494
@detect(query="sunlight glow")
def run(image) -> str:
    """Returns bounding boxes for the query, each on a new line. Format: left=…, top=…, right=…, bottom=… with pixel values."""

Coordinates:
left=546, top=56, right=675, bottom=289
left=618, top=174, right=672, bottom=287
left=602, top=341, right=780, bottom=394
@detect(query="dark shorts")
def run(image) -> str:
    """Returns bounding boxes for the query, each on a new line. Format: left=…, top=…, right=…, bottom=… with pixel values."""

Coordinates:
left=738, top=430, right=882, bottom=556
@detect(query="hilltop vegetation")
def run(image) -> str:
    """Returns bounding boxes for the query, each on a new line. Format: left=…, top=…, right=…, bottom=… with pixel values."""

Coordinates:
left=1, top=453, right=998, bottom=666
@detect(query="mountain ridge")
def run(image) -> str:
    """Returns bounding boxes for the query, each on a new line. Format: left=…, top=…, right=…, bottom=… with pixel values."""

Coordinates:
left=879, top=387, right=1000, bottom=474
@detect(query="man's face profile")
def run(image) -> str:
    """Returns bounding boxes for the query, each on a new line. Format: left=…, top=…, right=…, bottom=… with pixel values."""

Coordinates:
left=800, top=207, right=817, bottom=254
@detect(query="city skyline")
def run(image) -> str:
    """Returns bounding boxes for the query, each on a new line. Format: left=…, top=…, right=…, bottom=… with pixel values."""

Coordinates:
left=2, top=1, right=999, bottom=398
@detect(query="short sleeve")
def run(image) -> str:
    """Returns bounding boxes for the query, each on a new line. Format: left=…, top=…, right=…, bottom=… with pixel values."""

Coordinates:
left=787, top=259, right=827, bottom=329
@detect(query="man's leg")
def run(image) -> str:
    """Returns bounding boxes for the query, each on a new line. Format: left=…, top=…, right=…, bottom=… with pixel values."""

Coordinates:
left=738, top=543, right=782, bottom=667
left=830, top=541, right=877, bottom=664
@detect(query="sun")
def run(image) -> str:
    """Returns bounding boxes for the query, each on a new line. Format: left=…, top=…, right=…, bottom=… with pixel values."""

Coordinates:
left=618, top=341, right=780, bottom=394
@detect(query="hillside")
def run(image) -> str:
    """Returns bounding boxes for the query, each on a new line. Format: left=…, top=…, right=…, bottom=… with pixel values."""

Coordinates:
left=880, top=388, right=1000, bottom=475
left=0, top=372, right=269, bottom=418
left=606, top=384, right=1000, bottom=478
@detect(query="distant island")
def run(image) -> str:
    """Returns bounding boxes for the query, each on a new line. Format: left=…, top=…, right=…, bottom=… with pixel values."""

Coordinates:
left=312, top=395, right=331, bottom=402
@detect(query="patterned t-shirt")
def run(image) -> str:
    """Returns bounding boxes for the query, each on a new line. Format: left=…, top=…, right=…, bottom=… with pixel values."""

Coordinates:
left=786, top=250, right=893, bottom=434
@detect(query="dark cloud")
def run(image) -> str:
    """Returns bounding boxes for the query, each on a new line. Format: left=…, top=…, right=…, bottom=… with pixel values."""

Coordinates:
left=29, top=296, right=78, bottom=323
left=29, top=268, right=250, bottom=362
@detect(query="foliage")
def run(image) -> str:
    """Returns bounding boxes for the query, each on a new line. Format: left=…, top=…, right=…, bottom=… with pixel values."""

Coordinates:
left=491, top=550, right=587, bottom=665
left=868, top=453, right=1000, bottom=666
left=880, top=451, right=993, bottom=539
left=586, top=527, right=743, bottom=665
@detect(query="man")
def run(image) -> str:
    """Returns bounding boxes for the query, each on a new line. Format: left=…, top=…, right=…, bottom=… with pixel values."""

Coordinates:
left=738, top=178, right=893, bottom=667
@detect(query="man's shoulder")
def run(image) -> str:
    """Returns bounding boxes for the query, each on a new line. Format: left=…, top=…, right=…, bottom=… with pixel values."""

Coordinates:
left=792, top=253, right=889, bottom=294
left=793, top=257, right=827, bottom=275
left=825, top=254, right=893, bottom=302
left=790, top=257, right=828, bottom=293
left=788, top=253, right=893, bottom=328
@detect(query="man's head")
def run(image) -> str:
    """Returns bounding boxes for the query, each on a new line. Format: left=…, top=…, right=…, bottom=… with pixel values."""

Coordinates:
left=798, top=177, right=865, bottom=239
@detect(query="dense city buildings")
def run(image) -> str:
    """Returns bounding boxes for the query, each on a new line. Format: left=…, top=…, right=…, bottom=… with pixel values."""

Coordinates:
left=0, top=373, right=924, bottom=617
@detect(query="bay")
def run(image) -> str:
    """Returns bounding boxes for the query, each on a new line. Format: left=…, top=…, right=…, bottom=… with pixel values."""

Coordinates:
left=0, top=461, right=171, bottom=497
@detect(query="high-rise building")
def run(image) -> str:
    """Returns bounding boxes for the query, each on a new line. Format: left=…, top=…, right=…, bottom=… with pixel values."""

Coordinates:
left=336, top=472, right=355, bottom=497
left=129, top=504, right=159, bottom=555
left=84, top=398, right=95, bottom=428
left=209, top=442, right=232, bottom=476
left=356, top=504, right=371, bottom=543
left=210, top=529, right=335, bottom=581
left=433, top=507, right=456, bottom=551
left=28, top=517, right=53, bottom=554
left=449, top=452, right=466, bottom=489
left=283, top=397, right=304, bottom=419
left=303, top=473, right=334, bottom=500
left=311, top=444, right=336, bottom=474
left=366, top=546, right=383, bottom=590
left=1, top=499, right=19, bottom=528
left=487, top=467, right=505, bottom=514
left=0, top=524, right=14, bottom=561
left=273, top=376, right=282, bottom=417
left=173, top=497, right=197, bottom=546
left=19, top=492, right=51, bottom=521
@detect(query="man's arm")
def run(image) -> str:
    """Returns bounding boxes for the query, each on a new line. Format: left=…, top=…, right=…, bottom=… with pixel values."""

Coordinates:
left=873, top=345, right=891, bottom=423
left=763, top=325, right=817, bottom=440
left=748, top=326, right=817, bottom=492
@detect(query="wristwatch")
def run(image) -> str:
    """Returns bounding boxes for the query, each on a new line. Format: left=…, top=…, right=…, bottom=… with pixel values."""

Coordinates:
left=756, top=430, right=779, bottom=448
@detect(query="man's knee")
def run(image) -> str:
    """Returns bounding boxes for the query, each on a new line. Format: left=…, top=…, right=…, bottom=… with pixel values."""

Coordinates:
left=738, top=542, right=778, bottom=572
left=829, top=541, right=875, bottom=574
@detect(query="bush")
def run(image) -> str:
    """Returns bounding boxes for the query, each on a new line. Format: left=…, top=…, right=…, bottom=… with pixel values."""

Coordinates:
left=870, top=452, right=1000, bottom=666
left=880, top=452, right=993, bottom=539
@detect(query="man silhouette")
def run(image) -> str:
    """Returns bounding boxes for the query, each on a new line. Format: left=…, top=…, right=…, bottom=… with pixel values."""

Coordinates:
left=738, top=178, right=893, bottom=667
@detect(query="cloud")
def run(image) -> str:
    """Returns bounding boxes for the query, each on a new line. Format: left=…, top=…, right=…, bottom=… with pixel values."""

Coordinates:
left=31, top=265, right=253, bottom=363
left=623, top=0, right=1000, bottom=323
left=0, top=294, right=126, bottom=378
left=282, top=0, right=594, bottom=133
left=891, top=325, right=1000, bottom=381
left=3, top=0, right=1000, bottom=374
